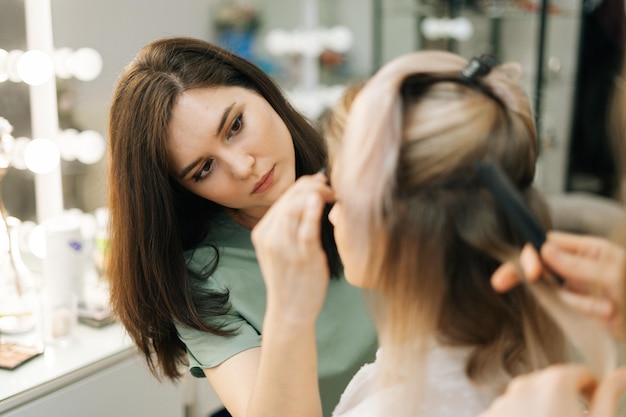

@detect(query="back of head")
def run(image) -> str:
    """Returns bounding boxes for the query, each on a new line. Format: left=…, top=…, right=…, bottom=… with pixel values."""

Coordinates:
left=330, top=51, right=565, bottom=391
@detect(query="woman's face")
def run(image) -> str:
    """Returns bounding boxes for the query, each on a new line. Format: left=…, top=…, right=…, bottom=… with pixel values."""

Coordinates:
left=167, top=86, right=296, bottom=222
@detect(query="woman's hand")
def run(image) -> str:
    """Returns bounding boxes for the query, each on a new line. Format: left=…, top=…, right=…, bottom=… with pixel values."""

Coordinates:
left=479, top=365, right=626, bottom=417
left=252, top=172, right=334, bottom=323
left=491, top=231, right=624, bottom=337
left=246, top=172, right=332, bottom=417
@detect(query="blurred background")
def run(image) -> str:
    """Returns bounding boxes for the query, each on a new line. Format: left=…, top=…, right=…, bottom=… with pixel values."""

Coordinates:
left=0, top=0, right=623, bottom=223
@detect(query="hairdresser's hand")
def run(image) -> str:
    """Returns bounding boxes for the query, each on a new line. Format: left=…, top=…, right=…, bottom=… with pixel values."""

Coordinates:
left=252, top=172, right=334, bottom=323
left=479, top=365, right=626, bottom=417
left=491, top=231, right=624, bottom=337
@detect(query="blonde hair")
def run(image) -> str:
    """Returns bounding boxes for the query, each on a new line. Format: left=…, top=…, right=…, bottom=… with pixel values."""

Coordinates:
left=328, top=51, right=567, bottom=410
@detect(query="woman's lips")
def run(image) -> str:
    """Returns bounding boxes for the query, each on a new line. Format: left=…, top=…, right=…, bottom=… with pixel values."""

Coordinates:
left=252, top=167, right=275, bottom=194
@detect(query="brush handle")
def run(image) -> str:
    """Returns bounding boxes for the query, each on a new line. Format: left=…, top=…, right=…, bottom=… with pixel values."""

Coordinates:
left=474, top=160, right=546, bottom=251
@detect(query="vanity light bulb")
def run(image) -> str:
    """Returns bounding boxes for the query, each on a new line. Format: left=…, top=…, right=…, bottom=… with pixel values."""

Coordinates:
left=265, top=29, right=291, bottom=56
left=17, top=50, right=54, bottom=86
left=75, top=130, right=105, bottom=164
left=298, top=31, right=323, bottom=57
left=326, top=26, right=353, bottom=53
left=421, top=17, right=473, bottom=41
left=53, top=47, right=73, bottom=79
left=24, top=138, right=60, bottom=174
left=67, top=47, right=103, bottom=81
left=57, top=128, right=79, bottom=161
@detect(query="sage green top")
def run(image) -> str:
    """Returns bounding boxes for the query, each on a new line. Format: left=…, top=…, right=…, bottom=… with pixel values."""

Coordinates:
left=176, top=214, right=378, bottom=417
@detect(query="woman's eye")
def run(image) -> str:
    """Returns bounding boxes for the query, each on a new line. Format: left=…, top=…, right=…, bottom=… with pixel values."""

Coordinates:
left=228, top=114, right=244, bottom=137
left=193, top=159, right=214, bottom=182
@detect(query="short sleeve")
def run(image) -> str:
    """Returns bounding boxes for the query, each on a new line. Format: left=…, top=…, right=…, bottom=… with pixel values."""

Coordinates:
left=179, top=234, right=264, bottom=378
left=176, top=310, right=261, bottom=377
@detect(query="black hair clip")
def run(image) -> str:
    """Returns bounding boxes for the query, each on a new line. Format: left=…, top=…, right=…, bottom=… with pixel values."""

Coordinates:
left=460, top=54, right=499, bottom=81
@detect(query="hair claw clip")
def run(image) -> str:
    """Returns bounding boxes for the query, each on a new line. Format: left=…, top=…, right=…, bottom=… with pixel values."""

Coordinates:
left=460, top=54, right=499, bottom=81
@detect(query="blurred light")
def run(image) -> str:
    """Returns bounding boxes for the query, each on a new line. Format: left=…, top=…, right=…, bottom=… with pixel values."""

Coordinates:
left=75, top=130, right=105, bottom=164
left=325, top=26, right=353, bottom=53
left=24, top=138, right=60, bottom=174
left=17, top=50, right=54, bottom=86
left=266, top=29, right=291, bottom=56
left=57, top=128, right=79, bottom=161
left=6, top=50, right=23, bottom=82
left=66, top=47, right=102, bottom=81
left=421, top=17, right=474, bottom=41
left=53, top=47, right=73, bottom=79
left=299, top=31, right=323, bottom=57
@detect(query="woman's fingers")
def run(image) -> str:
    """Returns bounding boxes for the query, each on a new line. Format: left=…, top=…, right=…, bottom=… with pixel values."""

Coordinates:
left=491, top=243, right=542, bottom=292
left=297, top=194, right=324, bottom=253
left=555, top=288, right=615, bottom=321
left=251, top=173, right=333, bottom=322
left=541, top=233, right=624, bottom=295
left=589, top=367, right=626, bottom=417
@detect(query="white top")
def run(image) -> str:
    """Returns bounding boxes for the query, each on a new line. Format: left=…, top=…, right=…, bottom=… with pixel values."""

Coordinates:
left=332, top=344, right=497, bottom=417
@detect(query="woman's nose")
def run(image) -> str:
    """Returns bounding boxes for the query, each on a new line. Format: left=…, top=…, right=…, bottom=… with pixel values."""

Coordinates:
left=227, top=151, right=255, bottom=179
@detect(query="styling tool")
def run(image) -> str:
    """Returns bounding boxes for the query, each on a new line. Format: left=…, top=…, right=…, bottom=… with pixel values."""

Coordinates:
left=474, top=159, right=546, bottom=253
left=474, top=158, right=617, bottom=379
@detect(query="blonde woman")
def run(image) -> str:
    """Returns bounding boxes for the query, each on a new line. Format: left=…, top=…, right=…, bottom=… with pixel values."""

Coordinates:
left=252, top=50, right=569, bottom=417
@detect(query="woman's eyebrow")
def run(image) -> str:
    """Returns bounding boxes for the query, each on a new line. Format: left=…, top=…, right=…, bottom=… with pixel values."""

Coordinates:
left=215, top=102, right=235, bottom=136
left=179, top=157, right=202, bottom=180
left=178, top=102, right=237, bottom=180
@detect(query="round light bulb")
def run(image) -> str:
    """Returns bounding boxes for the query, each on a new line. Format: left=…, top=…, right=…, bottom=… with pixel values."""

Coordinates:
left=17, top=50, right=54, bottom=86
left=265, top=29, right=290, bottom=56
left=68, top=47, right=103, bottom=81
left=75, top=130, right=106, bottom=164
left=327, top=26, right=353, bottom=53
left=24, top=138, right=60, bottom=174
left=57, top=128, right=79, bottom=161
left=299, top=31, right=323, bottom=57
left=53, top=47, right=73, bottom=79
